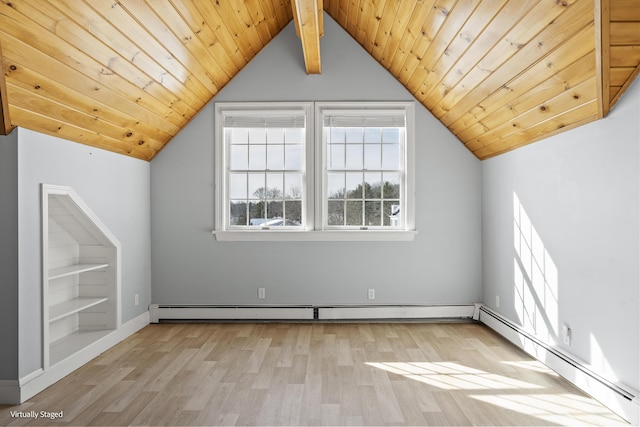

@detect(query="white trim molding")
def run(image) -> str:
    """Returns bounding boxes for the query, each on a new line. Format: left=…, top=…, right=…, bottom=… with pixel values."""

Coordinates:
left=212, top=229, right=417, bottom=241
left=0, top=311, right=149, bottom=405
left=317, top=304, right=475, bottom=320
left=150, top=305, right=314, bottom=322
left=478, top=305, right=639, bottom=425
left=149, top=303, right=477, bottom=323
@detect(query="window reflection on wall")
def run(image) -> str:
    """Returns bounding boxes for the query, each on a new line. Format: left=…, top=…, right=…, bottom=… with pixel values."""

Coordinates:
left=513, top=192, right=559, bottom=343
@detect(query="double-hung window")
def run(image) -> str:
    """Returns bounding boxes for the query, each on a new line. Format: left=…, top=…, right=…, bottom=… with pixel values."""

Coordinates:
left=317, top=102, right=414, bottom=231
left=215, top=103, right=313, bottom=232
left=214, top=101, right=414, bottom=241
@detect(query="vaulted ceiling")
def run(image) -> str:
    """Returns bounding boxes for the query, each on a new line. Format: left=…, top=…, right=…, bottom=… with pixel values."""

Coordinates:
left=0, top=0, right=638, bottom=161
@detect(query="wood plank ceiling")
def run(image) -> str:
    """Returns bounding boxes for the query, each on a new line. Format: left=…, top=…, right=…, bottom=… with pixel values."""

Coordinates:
left=0, top=0, right=638, bottom=161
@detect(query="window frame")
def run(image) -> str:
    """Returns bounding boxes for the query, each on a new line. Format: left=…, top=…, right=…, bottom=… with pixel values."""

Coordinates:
left=213, top=101, right=416, bottom=241
left=315, top=102, right=415, bottom=233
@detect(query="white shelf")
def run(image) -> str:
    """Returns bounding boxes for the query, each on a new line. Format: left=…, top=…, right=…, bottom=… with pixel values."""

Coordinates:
left=43, top=184, right=121, bottom=371
left=49, top=329, right=112, bottom=366
left=49, top=263, right=109, bottom=280
left=49, top=297, right=109, bottom=323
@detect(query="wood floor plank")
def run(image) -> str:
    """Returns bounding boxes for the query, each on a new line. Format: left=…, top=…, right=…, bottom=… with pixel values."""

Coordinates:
left=0, top=322, right=629, bottom=426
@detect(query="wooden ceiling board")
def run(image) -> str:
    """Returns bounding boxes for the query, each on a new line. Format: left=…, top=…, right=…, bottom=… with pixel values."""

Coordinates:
left=452, top=24, right=596, bottom=140
left=396, top=0, right=457, bottom=88
left=0, top=0, right=637, bottom=161
left=607, top=0, right=640, bottom=110
left=456, top=52, right=597, bottom=144
left=435, top=0, right=591, bottom=125
left=0, top=0, right=293, bottom=160
left=0, top=40, right=13, bottom=135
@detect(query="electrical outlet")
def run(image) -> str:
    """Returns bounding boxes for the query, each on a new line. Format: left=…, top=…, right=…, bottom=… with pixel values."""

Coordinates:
left=495, top=295, right=500, bottom=308
left=368, top=289, right=375, bottom=300
left=258, top=288, right=266, bottom=299
left=134, top=293, right=139, bottom=306
left=562, top=323, right=572, bottom=345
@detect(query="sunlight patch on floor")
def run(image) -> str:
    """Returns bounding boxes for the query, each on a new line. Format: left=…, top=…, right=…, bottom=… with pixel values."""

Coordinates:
left=365, top=361, right=543, bottom=391
left=470, top=393, right=627, bottom=426
left=502, top=360, right=559, bottom=376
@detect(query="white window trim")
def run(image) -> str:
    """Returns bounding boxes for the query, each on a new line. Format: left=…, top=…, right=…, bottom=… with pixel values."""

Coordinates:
left=213, top=101, right=416, bottom=242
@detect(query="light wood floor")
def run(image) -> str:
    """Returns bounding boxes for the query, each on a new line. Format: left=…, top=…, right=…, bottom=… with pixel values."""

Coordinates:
left=0, top=322, right=629, bottom=426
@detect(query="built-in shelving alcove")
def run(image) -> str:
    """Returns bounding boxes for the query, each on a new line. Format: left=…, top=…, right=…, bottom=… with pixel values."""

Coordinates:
left=42, top=184, right=121, bottom=369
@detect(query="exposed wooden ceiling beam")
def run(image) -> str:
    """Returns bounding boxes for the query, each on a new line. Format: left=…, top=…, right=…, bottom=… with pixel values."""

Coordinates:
left=0, top=40, right=14, bottom=135
left=291, top=0, right=323, bottom=74
left=596, top=0, right=611, bottom=118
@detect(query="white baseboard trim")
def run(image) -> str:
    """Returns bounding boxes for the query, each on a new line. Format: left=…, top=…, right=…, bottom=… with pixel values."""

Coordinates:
left=150, top=305, right=314, bottom=322
left=318, top=304, right=476, bottom=320
left=0, top=311, right=150, bottom=405
left=479, top=305, right=639, bottom=425
left=149, top=303, right=478, bottom=323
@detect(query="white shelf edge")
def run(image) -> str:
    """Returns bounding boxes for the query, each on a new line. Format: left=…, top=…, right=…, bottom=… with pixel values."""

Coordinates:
left=49, top=297, right=109, bottom=323
left=49, top=263, right=109, bottom=280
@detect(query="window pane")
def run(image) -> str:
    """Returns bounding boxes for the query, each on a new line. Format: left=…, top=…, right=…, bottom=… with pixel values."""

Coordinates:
left=327, top=173, right=345, bottom=199
left=248, top=128, right=266, bottom=144
left=382, top=144, right=400, bottom=170
left=284, top=200, right=302, bottom=225
left=266, top=173, right=283, bottom=199
left=327, top=200, right=344, bottom=226
left=330, top=127, right=345, bottom=143
left=328, top=143, right=345, bottom=170
left=364, top=144, right=381, bottom=169
left=346, top=127, right=364, bottom=143
left=285, top=145, right=303, bottom=170
left=345, top=172, right=363, bottom=198
left=285, top=127, right=304, bottom=144
left=384, top=200, right=401, bottom=226
left=249, top=201, right=265, bottom=225
left=365, top=172, right=382, bottom=198
left=383, top=173, right=400, bottom=198
left=267, top=128, right=284, bottom=144
left=230, top=145, right=248, bottom=170
left=267, top=145, right=284, bottom=170
left=364, top=127, right=381, bottom=143
left=229, top=128, right=248, bottom=144
left=229, top=201, right=247, bottom=226
left=229, top=173, right=247, bottom=199
left=345, top=144, right=363, bottom=169
left=249, top=145, right=266, bottom=170
left=267, top=201, right=283, bottom=218
left=248, top=173, right=265, bottom=200
left=382, top=127, right=400, bottom=143
left=284, top=173, right=303, bottom=199
left=346, top=201, right=363, bottom=226
left=365, top=201, right=382, bottom=226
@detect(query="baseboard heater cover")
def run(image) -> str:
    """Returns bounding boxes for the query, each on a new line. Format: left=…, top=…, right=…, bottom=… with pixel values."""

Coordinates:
left=149, top=305, right=315, bottom=322
left=318, top=304, right=476, bottom=320
left=149, top=304, right=477, bottom=323
left=478, top=305, right=639, bottom=425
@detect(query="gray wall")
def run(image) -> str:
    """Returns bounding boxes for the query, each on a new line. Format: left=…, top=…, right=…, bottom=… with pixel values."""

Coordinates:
left=17, top=129, right=151, bottom=378
left=151, top=17, right=482, bottom=306
left=0, top=130, right=19, bottom=380
left=482, top=78, right=640, bottom=390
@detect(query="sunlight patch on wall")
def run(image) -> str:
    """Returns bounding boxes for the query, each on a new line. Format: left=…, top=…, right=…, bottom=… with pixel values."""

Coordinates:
left=589, top=333, right=621, bottom=384
left=513, top=192, right=559, bottom=342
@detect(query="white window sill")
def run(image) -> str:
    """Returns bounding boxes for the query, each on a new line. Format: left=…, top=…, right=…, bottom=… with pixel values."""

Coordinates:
left=212, top=230, right=417, bottom=242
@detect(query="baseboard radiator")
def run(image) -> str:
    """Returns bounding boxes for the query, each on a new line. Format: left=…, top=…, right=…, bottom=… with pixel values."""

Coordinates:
left=479, top=305, right=639, bottom=425
left=149, top=303, right=478, bottom=323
